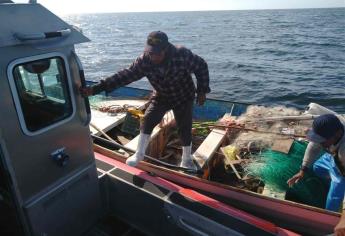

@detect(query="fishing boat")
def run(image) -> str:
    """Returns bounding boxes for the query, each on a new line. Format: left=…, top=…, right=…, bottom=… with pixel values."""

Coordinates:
left=0, top=1, right=299, bottom=236
left=88, top=83, right=345, bottom=236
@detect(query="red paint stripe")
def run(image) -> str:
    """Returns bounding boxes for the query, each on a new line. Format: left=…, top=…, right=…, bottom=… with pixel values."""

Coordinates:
left=95, top=152, right=298, bottom=235
left=178, top=188, right=278, bottom=234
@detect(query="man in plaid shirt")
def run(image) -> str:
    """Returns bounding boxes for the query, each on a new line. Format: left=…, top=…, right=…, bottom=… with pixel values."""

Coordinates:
left=81, top=31, right=210, bottom=170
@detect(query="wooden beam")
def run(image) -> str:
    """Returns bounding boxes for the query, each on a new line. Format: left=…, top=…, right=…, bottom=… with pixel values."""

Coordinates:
left=271, top=138, right=294, bottom=154
left=193, top=128, right=227, bottom=168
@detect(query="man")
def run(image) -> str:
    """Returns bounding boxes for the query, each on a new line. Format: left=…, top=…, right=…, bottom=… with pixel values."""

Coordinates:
left=287, top=113, right=345, bottom=235
left=80, top=31, right=210, bottom=170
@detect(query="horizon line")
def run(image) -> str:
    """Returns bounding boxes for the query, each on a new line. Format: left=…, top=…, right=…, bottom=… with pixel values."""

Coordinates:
left=60, top=6, right=345, bottom=16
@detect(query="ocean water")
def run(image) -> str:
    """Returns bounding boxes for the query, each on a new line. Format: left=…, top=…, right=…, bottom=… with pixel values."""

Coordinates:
left=65, top=8, right=345, bottom=112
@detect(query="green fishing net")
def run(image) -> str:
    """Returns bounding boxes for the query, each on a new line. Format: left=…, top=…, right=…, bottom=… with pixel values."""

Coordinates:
left=246, top=141, right=327, bottom=208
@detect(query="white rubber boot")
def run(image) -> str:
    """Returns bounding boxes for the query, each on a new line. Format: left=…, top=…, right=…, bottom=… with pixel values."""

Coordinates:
left=126, top=132, right=150, bottom=167
left=180, top=145, right=197, bottom=170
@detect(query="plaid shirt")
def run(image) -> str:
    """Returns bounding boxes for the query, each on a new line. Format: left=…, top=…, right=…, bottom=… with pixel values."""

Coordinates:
left=92, top=44, right=210, bottom=107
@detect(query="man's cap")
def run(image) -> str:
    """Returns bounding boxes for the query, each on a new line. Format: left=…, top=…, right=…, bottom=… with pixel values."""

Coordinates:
left=145, top=31, right=169, bottom=54
left=307, top=114, right=343, bottom=143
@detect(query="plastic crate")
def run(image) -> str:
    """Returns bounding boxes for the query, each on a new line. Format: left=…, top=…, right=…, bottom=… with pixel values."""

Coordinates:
left=121, top=112, right=140, bottom=136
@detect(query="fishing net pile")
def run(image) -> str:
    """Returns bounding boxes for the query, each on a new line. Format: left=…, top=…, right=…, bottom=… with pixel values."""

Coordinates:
left=225, top=105, right=313, bottom=151
left=210, top=105, right=327, bottom=208
left=244, top=141, right=327, bottom=208
left=244, top=141, right=308, bottom=191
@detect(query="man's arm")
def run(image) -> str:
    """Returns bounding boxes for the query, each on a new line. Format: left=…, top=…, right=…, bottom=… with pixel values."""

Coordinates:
left=287, top=142, right=323, bottom=186
left=80, top=55, right=146, bottom=96
left=182, top=48, right=210, bottom=105
left=302, top=141, right=323, bottom=168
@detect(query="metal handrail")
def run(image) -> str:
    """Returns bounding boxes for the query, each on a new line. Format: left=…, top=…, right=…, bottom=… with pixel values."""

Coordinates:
left=14, top=29, right=71, bottom=41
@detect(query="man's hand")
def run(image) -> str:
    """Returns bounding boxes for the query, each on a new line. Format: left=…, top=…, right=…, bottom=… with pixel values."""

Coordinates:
left=79, top=86, right=93, bottom=97
left=335, top=212, right=345, bottom=236
left=287, top=170, right=305, bottom=187
left=196, top=93, right=206, bottom=106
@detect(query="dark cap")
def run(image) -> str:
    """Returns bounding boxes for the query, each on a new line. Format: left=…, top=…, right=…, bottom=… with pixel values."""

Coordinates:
left=145, top=31, right=169, bottom=54
left=307, top=114, right=343, bottom=143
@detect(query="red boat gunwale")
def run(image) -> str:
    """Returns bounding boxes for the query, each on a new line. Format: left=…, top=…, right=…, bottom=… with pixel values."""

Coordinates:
left=95, top=151, right=298, bottom=235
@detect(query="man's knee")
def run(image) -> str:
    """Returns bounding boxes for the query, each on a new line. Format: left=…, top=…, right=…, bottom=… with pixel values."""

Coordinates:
left=142, top=103, right=169, bottom=133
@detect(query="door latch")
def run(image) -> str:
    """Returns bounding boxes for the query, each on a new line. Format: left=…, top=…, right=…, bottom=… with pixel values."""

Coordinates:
left=50, top=148, right=69, bottom=167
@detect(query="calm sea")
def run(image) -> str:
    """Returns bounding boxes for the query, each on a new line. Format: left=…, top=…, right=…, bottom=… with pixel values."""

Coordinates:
left=65, top=8, right=345, bottom=112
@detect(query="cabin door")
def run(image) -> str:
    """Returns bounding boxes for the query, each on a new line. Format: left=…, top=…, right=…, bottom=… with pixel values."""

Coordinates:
left=0, top=52, right=101, bottom=235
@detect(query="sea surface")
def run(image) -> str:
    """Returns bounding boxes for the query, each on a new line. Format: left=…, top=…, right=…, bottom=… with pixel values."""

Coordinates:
left=65, top=8, right=345, bottom=112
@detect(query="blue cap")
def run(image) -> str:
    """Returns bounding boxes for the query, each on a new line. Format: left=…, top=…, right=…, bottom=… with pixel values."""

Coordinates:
left=144, top=31, right=169, bottom=54
left=307, top=114, right=343, bottom=143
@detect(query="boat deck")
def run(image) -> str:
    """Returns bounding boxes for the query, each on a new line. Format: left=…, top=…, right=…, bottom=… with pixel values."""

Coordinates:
left=88, top=90, right=343, bottom=235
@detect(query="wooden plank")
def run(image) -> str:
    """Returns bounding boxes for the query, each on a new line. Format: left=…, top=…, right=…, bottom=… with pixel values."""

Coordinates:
left=271, top=138, right=294, bottom=154
left=90, top=99, right=147, bottom=135
left=229, top=162, right=242, bottom=180
left=193, top=128, right=227, bottom=168
left=117, top=135, right=130, bottom=145
left=125, top=111, right=174, bottom=151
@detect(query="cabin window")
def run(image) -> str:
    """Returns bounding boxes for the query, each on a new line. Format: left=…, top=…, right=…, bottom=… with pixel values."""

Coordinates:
left=12, top=57, right=73, bottom=133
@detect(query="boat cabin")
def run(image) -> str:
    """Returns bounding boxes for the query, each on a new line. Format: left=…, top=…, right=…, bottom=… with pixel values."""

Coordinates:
left=0, top=2, right=101, bottom=235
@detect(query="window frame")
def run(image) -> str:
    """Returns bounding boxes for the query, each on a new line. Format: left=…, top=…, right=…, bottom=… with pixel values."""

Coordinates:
left=7, top=53, right=76, bottom=136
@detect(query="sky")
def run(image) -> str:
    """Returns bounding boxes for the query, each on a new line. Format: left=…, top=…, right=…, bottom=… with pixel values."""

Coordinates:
left=14, top=0, right=345, bottom=15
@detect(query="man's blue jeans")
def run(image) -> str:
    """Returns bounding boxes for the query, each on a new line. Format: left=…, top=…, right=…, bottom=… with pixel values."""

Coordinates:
left=313, top=153, right=345, bottom=212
